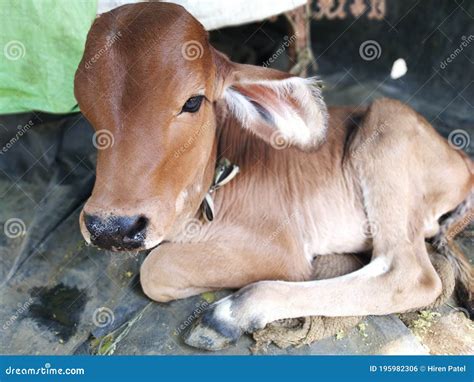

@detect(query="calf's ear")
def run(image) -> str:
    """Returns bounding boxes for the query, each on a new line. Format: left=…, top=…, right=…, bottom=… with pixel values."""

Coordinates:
left=214, top=52, right=328, bottom=151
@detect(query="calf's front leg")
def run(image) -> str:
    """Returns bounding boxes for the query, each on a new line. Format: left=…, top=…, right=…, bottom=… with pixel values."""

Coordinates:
left=140, top=238, right=313, bottom=349
left=140, top=240, right=312, bottom=303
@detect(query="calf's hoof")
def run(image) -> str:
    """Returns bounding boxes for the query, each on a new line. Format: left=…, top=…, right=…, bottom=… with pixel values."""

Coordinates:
left=183, top=309, right=242, bottom=351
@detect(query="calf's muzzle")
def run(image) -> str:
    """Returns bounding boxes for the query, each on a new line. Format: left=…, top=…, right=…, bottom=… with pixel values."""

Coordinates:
left=84, top=213, right=149, bottom=251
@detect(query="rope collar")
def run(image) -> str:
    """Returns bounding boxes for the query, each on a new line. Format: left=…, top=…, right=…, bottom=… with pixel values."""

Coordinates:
left=201, top=158, right=239, bottom=222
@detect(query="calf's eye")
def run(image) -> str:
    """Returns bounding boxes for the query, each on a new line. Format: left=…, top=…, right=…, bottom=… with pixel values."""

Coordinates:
left=181, top=95, right=204, bottom=113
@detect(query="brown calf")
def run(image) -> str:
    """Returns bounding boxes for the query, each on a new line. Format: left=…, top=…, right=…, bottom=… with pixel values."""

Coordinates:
left=74, top=3, right=473, bottom=350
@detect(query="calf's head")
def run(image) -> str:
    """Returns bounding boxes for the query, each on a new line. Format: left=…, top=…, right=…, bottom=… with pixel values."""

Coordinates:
left=75, top=2, right=328, bottom=251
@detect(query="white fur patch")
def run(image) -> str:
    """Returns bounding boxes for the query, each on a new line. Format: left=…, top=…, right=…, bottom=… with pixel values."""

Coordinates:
left=175, top=190, right=188, bottom=214
left=211, top=297, right=234, bottom=324
left=144, top=236, right=164, bottom=250
left=358, top=256, right=390, bottom=278
left=317, top=256, right=390, bottom=284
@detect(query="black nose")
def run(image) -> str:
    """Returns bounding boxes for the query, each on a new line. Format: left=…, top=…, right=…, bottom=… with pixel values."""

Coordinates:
left=84, top=214, right=148, bottom=250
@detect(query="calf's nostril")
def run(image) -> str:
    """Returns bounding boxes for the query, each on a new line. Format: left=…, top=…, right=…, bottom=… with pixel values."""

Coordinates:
left=123, top=216, right=148, bottom=242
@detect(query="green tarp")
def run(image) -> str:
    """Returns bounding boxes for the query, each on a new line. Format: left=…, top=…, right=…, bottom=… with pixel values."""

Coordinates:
left=0, top=0, right=97, bottom=114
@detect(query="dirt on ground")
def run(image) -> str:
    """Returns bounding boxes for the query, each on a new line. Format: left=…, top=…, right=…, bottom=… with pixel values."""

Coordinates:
left=400, top=306, right=474, bottom=355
